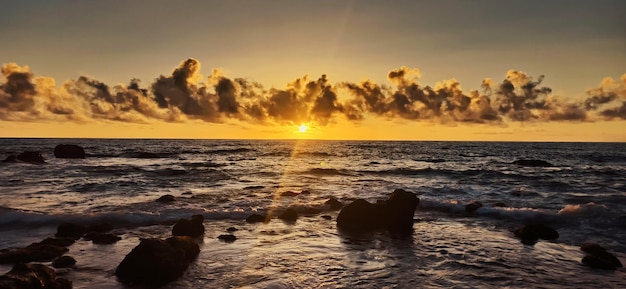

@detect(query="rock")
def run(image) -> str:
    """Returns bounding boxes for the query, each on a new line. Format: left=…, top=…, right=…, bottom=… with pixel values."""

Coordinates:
left=54, top=144, right=86, bottom=159
left=87, top=222, right=114, bottom=233
left=0, top=263, right=72, bottom=289
left=38, top=237, right=76, bottom=247
left=465, top=201, right=483, bottom=213
left=84, top=233, right=121, bottom=245
left=172, top=214, right=205, bottom=237
left=245, top=214, right=267, bottom=223
left=52, top=256, right=77, bottom=268
left=514, top=223, right=559, bottom=245
left=492, top=202, right=507, bottom=207
left=280, top=191, right=299, bottom=197
left=156, top=194, right=175, bottom=203
left=16, top=151, right=46, bottom=164
left=56, top=222, right=87, bottom=239
left=278, top=209, right=298, bottom=222
left=300, top=190, right=311, bottom=195
left=217, top=234, right=237, bottom=243
left=321, top=215, right=332, bottom=220
left=336, top=199, right=381, bottom=232
left=115, top=236, right=200, bottom=288
left=3, top=155, right=17, bottom=162
left=580, top=243, right=622, bottom=270
left=226, top=227, right=238, bottom=232
left=337, top=189, right=419, bottom=235
left=0, top=240, right=70, bottom=264
left=512, top=159, right=553, bottom=167
left=325, top=197, right=343, bottom=210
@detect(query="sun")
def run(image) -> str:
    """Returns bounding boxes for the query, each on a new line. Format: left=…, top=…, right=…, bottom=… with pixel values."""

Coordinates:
left=298, top=124, right=308, bottom=133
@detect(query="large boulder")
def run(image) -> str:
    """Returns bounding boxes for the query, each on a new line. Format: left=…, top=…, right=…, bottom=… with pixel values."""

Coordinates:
left=54, top=144, right=86, bottom=159
left=16, top=151, right=46, bottom=164
left=580, top=243, right=623, bottom=270
left=115, top=236, right=200, bottom=288
left=172, top=214, right=205, bottom=237
left=337, top=189, right=419, bottom=235
left=0, top=263, right=72, bottom=289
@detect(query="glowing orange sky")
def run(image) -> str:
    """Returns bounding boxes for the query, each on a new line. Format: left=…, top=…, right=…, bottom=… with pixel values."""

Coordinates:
left=1, top=0, right=625, bottom=141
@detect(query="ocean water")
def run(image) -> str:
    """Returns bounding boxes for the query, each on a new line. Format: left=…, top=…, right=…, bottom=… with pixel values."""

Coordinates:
left=0, top=139, right=625, bottom=288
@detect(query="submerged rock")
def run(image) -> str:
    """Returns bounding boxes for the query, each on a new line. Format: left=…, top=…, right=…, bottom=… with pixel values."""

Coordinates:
left=84, top=233, right=121, bottom=245
left=337, top=189, right=419, bottom=235
left=156, top=194, right=175, bottom=203
left=245, top=214, right=267, bottom=223
left=580, top=243, right=622, bottom=270
left=217, top=234, right=237, bottom=243
left=325, top=197, right=343, bottom=210
left=16, top=151, right=46, bottom=164
left=512, top=159, right=553, bottom=167
left=54, top=144, right=86, bottom=159
left=52, top=255, right=77, bottom=268
left=465, top=201, right=483, bottom=213
left=56, top=222, right=88, bottom=239
left=115, top=236, right=200, bottom=288
left=0, top=263, right=72, bottom=289
left=172, top=214, right=205, bottom=237
left=3, top=155, right=17, bottom=162
left=513, top=223, right=559, bottom=245
left=278, top=209, right=298, bottom=222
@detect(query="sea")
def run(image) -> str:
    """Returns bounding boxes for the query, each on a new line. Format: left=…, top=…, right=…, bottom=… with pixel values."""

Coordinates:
left=0, top=138, right=625, bottom=288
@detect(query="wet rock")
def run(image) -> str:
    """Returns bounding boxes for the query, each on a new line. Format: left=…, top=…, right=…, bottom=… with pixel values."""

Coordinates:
left=38, top=237, right=76, bottom=247
left=245, top=214, right=267, bottom=223
left=226, top=227, right=238, bottom=232
left=321, top=215, right=332, bottom=220
left=465, top=201, right=483, bottom=213
left=217, top=234, right=237, bottom=243
left=580, top=243, right=622, bottom=270
left=492, top=202, right=507, bottom=207
left=54, top=144, right=86, bottom=159
left=0, top=263, right=71, bottom=289
left=172, top=214, right=205, bottom=237
left=280, top=191, right=299, bottom=197
left=512, top=159, right=553, bottom=167
left=52, top=255, right=77, bottom=268
left=0, top=243, right=68, bottom=264
left=115, top=236, right=200, bottom=288
left=337, top=189, right=419, bottom=235
left=278, top=209, right=298, bottom=222
left=325, top=197, right=343, bottom=210
left=87, top=222, right=114, bottom=233
left=3, top=155, right=17, bottom=162
left=84, top=233, right=121, bottom=245
left=513, top=223, right=559, bottom=245
left=56, top=222, right=87, bottom=239
left=156, top=194, right=175, bottom=203
left=16, top=151, right=46, bottom=164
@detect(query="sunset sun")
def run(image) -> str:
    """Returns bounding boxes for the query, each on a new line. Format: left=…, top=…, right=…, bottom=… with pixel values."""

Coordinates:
left=298, top=124, right=308, bottom=133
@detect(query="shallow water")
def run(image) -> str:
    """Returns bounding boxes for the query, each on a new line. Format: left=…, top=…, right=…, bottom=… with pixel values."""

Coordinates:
left=0, top=139, right=625, bottom=288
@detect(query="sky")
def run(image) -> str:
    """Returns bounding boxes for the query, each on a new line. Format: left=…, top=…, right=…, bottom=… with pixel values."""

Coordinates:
left=1, top=0, right=625, bottom=141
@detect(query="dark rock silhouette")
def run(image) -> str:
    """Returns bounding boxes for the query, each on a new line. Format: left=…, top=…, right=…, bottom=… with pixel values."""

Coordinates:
left=337, top=189, right=419, bottom=235
left=217, top=234, right=237, bottom=243
left=16, top=151, right=46, bottom=164
left=3, top=155, right=17, bottom=162
left=278, top=209, right=298, bottom=222
left=280, top=190, right=299, bottom=197
left=54, top=144, right=86, bottom=159
left=245, top=214, right=267, bottom=223
left=513, top=223, right=559, bottom=245
left=52, top=255, right=77, bottom=268
left=512, top=159, right=553, bottom=167
left=580, top=243, right=622, bottom=270
left=465, top=201, right=483, bottom=213
left=0, top=238, right=72, bottom=264
left=325, top=197, right=343, bottom=210
left=172, top=214, right=205, bottom=237
left=0, top=263, right=72, bottom=289
left=56, top=222, right=88, bottom=239
left=115, top=236, right=200, bottom=288
left=156, top=194, right=175, bottom=203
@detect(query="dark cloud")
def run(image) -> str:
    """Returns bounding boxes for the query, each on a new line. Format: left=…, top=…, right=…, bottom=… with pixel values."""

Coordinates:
left=0, top=59, right=624, bottom=126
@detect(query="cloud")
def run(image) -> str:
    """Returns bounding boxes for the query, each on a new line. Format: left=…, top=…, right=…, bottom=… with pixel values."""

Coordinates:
left=1, top=59, right=625, bottom=127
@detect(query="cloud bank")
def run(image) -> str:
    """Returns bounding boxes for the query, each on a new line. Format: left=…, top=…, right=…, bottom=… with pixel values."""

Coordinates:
left=1, top=59, right=625, bottom=126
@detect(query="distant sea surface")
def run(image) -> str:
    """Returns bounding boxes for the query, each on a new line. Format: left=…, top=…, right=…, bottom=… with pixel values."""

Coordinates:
left=1, top=139, right=625, bottom=288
